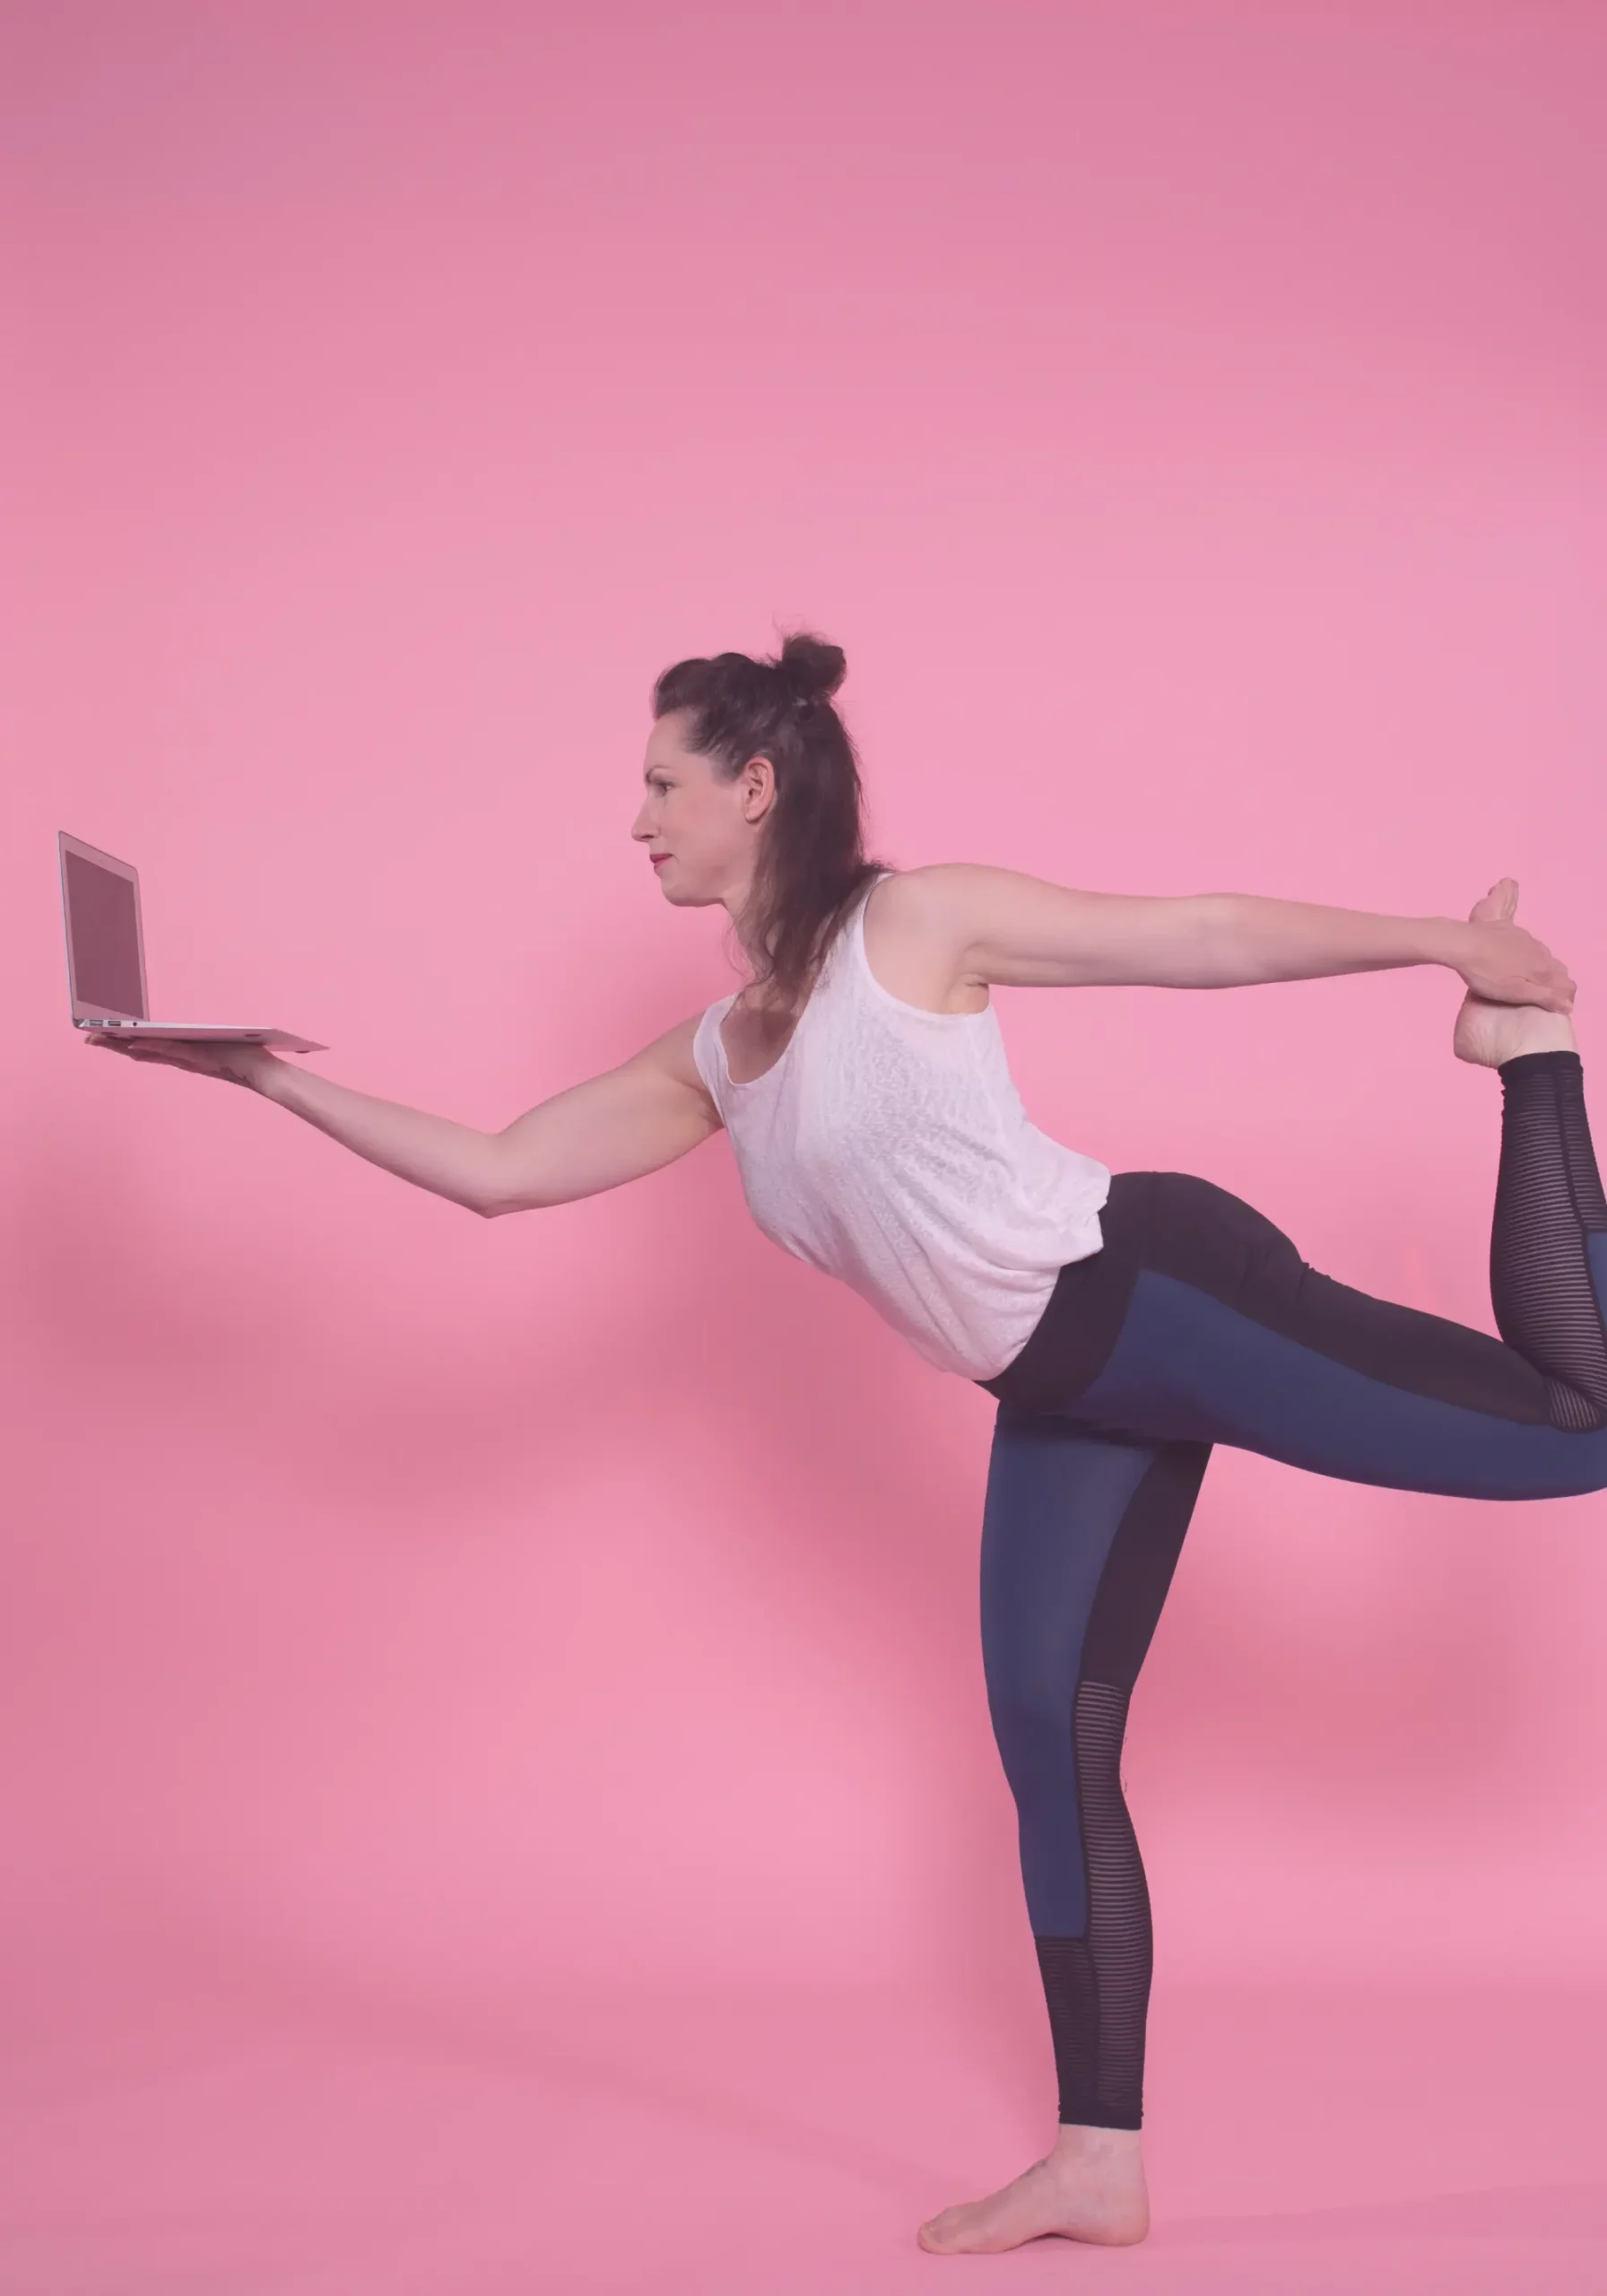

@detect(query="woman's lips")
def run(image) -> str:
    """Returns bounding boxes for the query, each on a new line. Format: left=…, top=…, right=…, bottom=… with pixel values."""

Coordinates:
left=652, top=854, right=670, bottom=867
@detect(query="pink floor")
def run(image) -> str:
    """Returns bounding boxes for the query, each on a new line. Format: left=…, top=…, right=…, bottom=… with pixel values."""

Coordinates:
left=4, top=1958, right=1603, bottom=2293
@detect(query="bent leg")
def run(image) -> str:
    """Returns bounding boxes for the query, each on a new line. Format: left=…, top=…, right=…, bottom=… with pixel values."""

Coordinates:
left=980, top=1053, right=1607, bottom=1500
left=980, top=1417, right=1210, bottom=2128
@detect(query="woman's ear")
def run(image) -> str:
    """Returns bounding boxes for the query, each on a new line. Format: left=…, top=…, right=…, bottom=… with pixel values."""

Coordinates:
left=741, top=755, right=777, bottom=823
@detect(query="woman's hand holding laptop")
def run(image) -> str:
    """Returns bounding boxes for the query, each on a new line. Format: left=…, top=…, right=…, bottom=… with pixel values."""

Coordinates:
left=86, top=1035, right=281, bottom=1091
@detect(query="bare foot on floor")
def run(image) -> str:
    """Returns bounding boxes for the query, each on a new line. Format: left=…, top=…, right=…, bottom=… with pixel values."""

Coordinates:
left=1453, top=878, right=1577, bottom=1069
left=916, top=2126, right=1150, bottom=2253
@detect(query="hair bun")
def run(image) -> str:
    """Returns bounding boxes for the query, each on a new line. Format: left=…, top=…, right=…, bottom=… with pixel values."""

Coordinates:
left=773, top=631, right=847, bottom=706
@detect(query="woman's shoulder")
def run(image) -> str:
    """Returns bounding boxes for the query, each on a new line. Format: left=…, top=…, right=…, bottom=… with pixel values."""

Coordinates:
left=861, top=865, right=991, bottom=1015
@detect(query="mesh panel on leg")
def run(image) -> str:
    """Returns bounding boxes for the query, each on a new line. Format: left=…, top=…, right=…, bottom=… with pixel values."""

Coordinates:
left=1493, top=1055, right=1607, bottom=1423
left=1033, top=1936, right=1099, bottom=2126
left=1553, top=1059, right=1607, bottom=1228
left=1034, top=1678, right=1151, bottom=2130
left=1545, top=1376, right=1606, bottom=1432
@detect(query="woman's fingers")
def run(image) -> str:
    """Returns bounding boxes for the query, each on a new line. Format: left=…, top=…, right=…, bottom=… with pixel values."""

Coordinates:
left=86, top=1034, right=274, bottom=1088
left=1463, top=917, right=1577, bottom=1013
left=1527, top=968, right=1574, bottom=1013
left=87, top=1035, right=212, bottom=1070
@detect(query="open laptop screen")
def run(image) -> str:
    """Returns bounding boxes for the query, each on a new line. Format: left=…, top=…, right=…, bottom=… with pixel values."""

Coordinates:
left=64, top=850, right=145, bottom=1018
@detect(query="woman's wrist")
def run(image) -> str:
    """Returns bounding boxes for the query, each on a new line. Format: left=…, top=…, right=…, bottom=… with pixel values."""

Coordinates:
left=248, top=1048, right=297, bottom=1100
left=1414, top=916, right=1476, bottom=973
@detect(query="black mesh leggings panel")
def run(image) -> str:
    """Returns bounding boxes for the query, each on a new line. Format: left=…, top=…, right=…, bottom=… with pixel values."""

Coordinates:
left=1491, top=1054, right=1607, bottom=1422
left=974, top=1051, right=1607, bottom=2129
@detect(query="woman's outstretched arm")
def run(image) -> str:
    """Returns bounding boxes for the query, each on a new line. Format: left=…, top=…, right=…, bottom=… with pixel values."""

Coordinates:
left=908, top=863, right=1575, bottom=1012
left=84, top=1013, right=723, bottom=1214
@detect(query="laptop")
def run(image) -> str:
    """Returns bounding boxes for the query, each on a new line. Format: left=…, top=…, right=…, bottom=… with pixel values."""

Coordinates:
left=59, top=831, right=326, bottom=1053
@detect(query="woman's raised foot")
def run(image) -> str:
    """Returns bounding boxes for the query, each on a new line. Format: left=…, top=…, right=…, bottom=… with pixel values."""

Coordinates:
left=1454, top=879, right=1577, bottom=1068
left=916, top=2125, right=1150, bottom=2253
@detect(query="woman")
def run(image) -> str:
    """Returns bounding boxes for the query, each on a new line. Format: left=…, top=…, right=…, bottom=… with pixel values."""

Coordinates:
left=91, top=631, right=1602, bottom=2256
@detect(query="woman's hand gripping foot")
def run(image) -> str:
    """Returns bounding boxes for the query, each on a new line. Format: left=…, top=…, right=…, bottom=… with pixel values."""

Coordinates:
left=1454, top=879, right=1577, bottom=1068
left=916, top=2123, right=1150, bottom=2254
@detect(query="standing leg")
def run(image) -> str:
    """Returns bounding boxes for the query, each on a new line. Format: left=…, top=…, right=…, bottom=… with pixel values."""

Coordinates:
left=983, top=1424, right=1211, bottom=2130
left=918, top=1422, right=1210, bottom=2254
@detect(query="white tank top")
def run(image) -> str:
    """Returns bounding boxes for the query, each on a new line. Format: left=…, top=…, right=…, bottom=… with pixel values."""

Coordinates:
left=691, top=870, right=1110, bottom=1380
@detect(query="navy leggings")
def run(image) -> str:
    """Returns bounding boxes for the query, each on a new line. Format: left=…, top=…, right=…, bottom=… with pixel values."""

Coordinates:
left=970, top=1051, right=1607, bottom=2130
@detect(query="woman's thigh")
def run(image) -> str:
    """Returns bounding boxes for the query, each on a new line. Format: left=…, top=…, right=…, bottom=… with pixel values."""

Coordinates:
left=987, top=1171, right=1607, bottom=1502
left=979, top=1419, right=1209, bottom=1936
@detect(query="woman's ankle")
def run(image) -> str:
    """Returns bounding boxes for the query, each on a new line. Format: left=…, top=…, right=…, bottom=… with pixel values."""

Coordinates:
left=1502, top=1010, right=1577, bottom=1058
left=1047, top=2121, right=1144, bottom=2161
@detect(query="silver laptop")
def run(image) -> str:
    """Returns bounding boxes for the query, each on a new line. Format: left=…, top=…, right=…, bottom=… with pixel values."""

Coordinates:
left=59, top=831, right=326, bottom=1053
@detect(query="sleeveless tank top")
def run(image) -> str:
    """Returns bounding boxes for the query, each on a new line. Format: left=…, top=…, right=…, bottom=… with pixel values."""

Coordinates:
left=691, top=871, right=1110, bottom=1381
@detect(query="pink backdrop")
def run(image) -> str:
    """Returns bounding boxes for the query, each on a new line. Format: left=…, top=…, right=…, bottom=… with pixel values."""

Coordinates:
left=4, top=4, right=1605, bottom=2287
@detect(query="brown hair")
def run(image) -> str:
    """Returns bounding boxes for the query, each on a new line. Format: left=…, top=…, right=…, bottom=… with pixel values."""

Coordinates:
left=650, top=631, right=894, bottom=1010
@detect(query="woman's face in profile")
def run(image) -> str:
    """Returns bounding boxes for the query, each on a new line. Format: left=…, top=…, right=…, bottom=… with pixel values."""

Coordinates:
left=632, top=710, right=770, bottom=908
